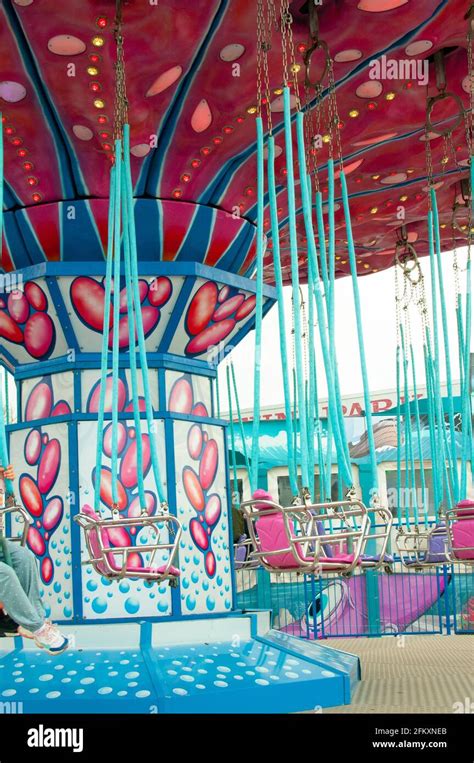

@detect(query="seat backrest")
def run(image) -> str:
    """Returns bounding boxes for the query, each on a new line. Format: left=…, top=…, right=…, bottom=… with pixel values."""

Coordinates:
left=452, top=518, right=474, bottom=560
left=426, top=523, right=448, bottom=561
left=455, top=499, right=474, bottom=518
left=255, top=512, right=307, bottom=569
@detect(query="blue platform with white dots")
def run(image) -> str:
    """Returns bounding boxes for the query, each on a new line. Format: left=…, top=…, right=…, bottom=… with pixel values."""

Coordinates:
left=0, top=614, right=360, bottom=713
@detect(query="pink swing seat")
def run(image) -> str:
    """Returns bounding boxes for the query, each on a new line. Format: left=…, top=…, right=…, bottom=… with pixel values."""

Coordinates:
left=81, top=504, right=180, bottom=578
left=451, top=499, right=474, bottom=561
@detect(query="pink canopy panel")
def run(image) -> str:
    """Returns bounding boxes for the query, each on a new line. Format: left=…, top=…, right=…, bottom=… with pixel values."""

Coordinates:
left=0, top=0, right=471, bottom=280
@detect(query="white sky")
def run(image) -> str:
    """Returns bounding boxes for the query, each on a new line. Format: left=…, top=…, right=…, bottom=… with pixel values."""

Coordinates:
left=218, top=247, right=472, bottom=410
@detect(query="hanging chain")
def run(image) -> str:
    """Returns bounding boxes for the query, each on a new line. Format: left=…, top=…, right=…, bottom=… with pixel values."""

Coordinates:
left=256, top=0, right=264, bottom=118
left=279, top=0, right=300, bottom=110
left=113, top=0, right=128, bottom=149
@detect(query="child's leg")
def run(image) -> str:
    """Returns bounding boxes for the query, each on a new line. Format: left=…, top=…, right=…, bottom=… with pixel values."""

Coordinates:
left=8, top=542, right=46, bottom=625
left=0, top=560, right=44, bottom=631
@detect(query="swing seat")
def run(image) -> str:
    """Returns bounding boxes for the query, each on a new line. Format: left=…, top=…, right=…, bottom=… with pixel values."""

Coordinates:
left=446, top=500, right=474, bottom=563
left=396, top=523, right=449, bottom=568
left=75, top=505, right=181, bottom=582
left=240, top=494, right=370, bottom=575
left=0, top=504, right=32, bottom=551
left=234, top=535, right=260, bottom=570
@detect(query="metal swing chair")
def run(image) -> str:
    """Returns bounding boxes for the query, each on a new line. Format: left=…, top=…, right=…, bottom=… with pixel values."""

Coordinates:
left=240, top=489, right=380, bottom=576
left=444, top=500, right=474, bottom=566
left=74, top=505, right=182, bottom=586
left=395, top=519, right=451, bottom=570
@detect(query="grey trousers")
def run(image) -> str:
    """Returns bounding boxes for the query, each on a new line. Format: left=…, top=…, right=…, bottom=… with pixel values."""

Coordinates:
left=0, top=541, right=45, bottom=631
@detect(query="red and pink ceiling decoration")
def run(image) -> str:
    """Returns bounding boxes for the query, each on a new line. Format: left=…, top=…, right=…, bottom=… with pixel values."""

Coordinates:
left=0, top=0, right=471, bottom=282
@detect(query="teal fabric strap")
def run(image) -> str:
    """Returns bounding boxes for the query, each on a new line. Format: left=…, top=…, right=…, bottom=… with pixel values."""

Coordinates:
left=226, top=365, right=239, bottom=504
left=250, top=116, right=265, bottom=492
left=284, top=90, right=310, bottom=491
left=267, top=135, right=298, bottom=496
left=230, top=362, right=251, bottom=483
left=110, top=140, right=122, bottom=509
left=94, top=163, right=117, bottom=513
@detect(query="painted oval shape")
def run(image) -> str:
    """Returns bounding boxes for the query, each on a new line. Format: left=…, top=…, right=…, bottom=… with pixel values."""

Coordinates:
left=24, top=282, right=48, bottom=311
left=205, top=494, right=221, bottom=526
left=205, top=550, right=216, bottom=577
left=103, top=422, right=127, bottom=458
left=148, top=276, right=172, bottom=307
left=217, top=285, right=230, bottom=303
left=234, top=295, right=256, bottom=321
left=190, top=517, right=209, bottom=550
left=47, top=34, right=86, bottom=56
left=109, top=306, right=160, bottom=349
left=212, top=294, right=245, bottom=321
left=191, top=98, right=212, bottom=132
left=146, top=65, right=183, bottom=97
left=128, top=491, right=156, bottom=518
left=98, top=467, right=128, bottom=511
left=187, top=424, right=203, bottom=460
left=192, top=403, right=208, bottom=418
left=0, top=311, right=23, bottom=343
left=168, top=377, right=193, bottom=414
left=0, top=80, right=26, bottom=103
left=120, top=434, right=151, bottom=489
left=72, top=124, right=93, bottom=141
left=25, top=429, right=42, bottom=465
left=27, top=526, right=46, bottom=556
left=25, top=380, right=53, bottom=421
left=70, top=277, right=111, bottom=332
left=24, top=313, right=55, bottom=359
left=183, top=467, right=205, bottom=511
left=38, top=439, right=61, bottom=494
left=20, top=475, right=43, bottom=517
left=7, top=291, right=29, bottom=323
left=106, top=526, right=132, bottom=548
left=185, top=282, right=218, bottom=335
left=199, top=439, right=218, bottom=490
left=41, top=556, right=53, bottom=584
left=185, top=318, right=235, bottom=356
left=51, top=400, right=72, bottom=417
left=43, top=497, right=64, bottom=532
left=119, top=280, right=149, bottom=313
left=88, top=376, right=127, bottom=413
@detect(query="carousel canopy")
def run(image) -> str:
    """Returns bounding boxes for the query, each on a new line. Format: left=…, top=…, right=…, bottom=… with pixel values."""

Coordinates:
left=0, top=0, right=471, bottom=279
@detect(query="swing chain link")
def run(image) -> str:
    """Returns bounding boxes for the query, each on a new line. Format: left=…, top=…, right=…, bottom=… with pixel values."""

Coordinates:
left=113, top=0, right=128, bottom=148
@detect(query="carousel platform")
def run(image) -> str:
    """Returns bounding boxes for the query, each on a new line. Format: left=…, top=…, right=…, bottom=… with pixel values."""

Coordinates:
left=0, top=613, right=360, bottom=714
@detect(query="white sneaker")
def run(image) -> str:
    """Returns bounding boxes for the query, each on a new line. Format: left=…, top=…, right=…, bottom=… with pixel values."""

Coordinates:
left=33, top=622, right=69, bottom=654
left=17, top=625, right=35, bottom=640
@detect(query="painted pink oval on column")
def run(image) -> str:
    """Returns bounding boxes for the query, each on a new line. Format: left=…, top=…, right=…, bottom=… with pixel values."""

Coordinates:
left=41, top=556, right=54, bottom=583
left=51, top=400, right=72, bottom=417
left=192, top=403, right=209, bottom=418
left=128, top=491, right=156, bottom=518
left=43, top=497, right=64, bottom=531
left=205, top=550, right=216, bottom=577
left=185, top=282, right=218, bottom=336
left=126, top=551, right=144, bottom=569
left=88, top=376, right=127, bottom=413
left=119, top=280, right=149, bottom=313
left=7, top=291, right=29, bottom=324
left=235, top=295, right=256, bottom=321
left=183, top=467, right=205, bottom=511
left=205, top=494, right=221, bottom=526
left=168, top=378, right=193, bottom=413
left=125, top=398, right=146, bottom=413
left=109, top=307, right=160, bottom=349
left=199, top=439, right=218, bottom=490
left=186, top=318, right=236, bottom=355
left=120, top=434, right=151, bottom=488
left=25, top=429, right=42, bottom=465
left=38, top=439, right=61, bottom=495
left=190, top=517, right=209, bottom=550
left=27, top=526, right=46, bottom=556
left=103, top=422, right=127, bottom=458
left=24, top=313, right=55, bottom=358
left=187, top=424, right=203, bottom=459
left=149, top=277, right=172, bottom=307
left=70, top=277, right=111, bottom=331
left=25, top=381, right=53, bottom=421
left=24, top=282, right=48, bottom=312
left=106, top=526, right=131, bottom=547
left=217, top=286, right=230, bottom=303
left=0, top=311, right=24, bottom=343
left=20, top=475, right=43, bottom=517
left=98, top=468, right=128, bottom=511
left=212, top=294, right=245, bottom=321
